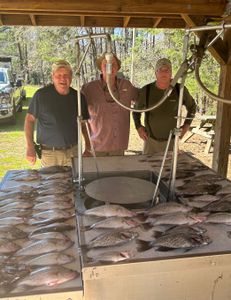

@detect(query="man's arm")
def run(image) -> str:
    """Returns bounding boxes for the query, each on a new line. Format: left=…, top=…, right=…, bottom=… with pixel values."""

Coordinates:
left=82, top=121, right=92, bottom=157
left=132, top=112, right=148, bottom=141
left=24, top=113, right=36, bottom=165
left=181, top=87, right=197, bottom=138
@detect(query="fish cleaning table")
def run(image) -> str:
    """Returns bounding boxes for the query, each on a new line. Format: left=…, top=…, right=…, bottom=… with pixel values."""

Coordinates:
left=73, top=153, right=231, bottom=300
left=1, top=153, right=231, bottom=300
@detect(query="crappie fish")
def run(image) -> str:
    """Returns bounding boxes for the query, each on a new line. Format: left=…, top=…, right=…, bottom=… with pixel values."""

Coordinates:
left=32, top=209, right=73, bottom=220
left=1, top=185, right=35, bottom=193
left=29, top=222, right=75, bottom=235
left=82, top=204, right=136, bottom=218
left=14, top=173, right=41, bottom=182
left=29, top=231, right=70, bottom=241
left=189, top=195, right=221, bottom=202
left=45, top=172, right=72, bottom=180
left=147, top=202, right=192, bottom=216
left=0, top=239, right=21, bottom=254
left=0, top=201, right=33, bottom=211
left=177, top=183, right=222, bottom=196
left=205, top=212, right=231, bottom=225
left=184, top=173, right=224, bottom=184
left=16, top=265, right=78, bottom=287
left=86, top=229, right=138, bottom=248
left=153, top=232, right=211, bottom=251
left=203, top=200, right=231, bottom=212
left=147, top=212, right=205, bottom=226
left=15, top=238, right=74, bottom=256
left=0, top=217, right=25, bottom=225
left=0, top=226, right=27, bottom=240
left=85, top=216, right=140, bottom=230
left=164, top=224, right=207, bottom=235
left=38, top=186, right=73, bottom=196
left=0, top=209, right=31, bottom=218
left=35, top=195, right=72, bottom=202
left=217, top=186, right=231, bottom=195
left=23, top=252, right=75, bottom=267
left=38, top=165, right=71, bottom=174
left=33, top=200, right=73, bottom=210
left=163, top=170, right=195, bottom=180
left=88, top=250, right=136, bottom=263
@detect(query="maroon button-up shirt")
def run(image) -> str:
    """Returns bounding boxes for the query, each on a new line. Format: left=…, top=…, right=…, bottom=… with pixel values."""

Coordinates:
left=81, top=78, right=138, bottom=152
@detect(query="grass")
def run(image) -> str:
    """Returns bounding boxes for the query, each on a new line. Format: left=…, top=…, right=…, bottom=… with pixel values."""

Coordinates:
left=0, top=86, right=40, bottom=180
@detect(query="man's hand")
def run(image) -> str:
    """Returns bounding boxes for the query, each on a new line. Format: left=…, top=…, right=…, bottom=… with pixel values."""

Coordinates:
left=83, top=149, right=92, bottom=157
left=137, top=126, right=148, bottom=141
left=180, top=123, right=190, bottom=139
left=26, top=144, right=36, bottom=165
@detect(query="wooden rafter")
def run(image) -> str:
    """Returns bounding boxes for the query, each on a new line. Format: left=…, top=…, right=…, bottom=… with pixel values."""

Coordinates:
left=153, top=17, right=162, bottom=28
left=123, top=16, right=131, bottom=28
left=0, top=14, right=3, bottom=25
left=29, top=14, right=36, bottom=26
left=80, top=15, right=85, bottom=27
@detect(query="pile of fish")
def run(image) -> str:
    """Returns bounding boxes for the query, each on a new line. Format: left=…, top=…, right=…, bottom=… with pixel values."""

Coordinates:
left=80, top=202, right=212, bottom=264
left=0, top=166, right=79, bottom=297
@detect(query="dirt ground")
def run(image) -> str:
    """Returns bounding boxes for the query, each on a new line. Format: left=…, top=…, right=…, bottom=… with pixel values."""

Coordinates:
left=128, top=122, right=231, bottom=180
left=179, top=134, right=231, bottom=180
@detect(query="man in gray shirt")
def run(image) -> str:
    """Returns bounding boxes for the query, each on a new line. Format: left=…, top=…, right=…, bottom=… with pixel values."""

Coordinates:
left=24, top=59, right=89, bottom=167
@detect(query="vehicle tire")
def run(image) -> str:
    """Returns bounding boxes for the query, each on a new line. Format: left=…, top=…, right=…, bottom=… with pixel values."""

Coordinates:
left=9, top=103, right=16, bottom=125
left=18, top=102, right=23, bottom=112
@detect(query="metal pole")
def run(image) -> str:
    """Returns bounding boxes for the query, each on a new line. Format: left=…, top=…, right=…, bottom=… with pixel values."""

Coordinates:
left=130, top=28, right=136, bottom=84
left=186, top=23, right=231, bottom=33
left=151, top=130, right=173, bottom=207
left=76, top=41, right=84, bottom=189
left=169, top=31, right=190, bottom=200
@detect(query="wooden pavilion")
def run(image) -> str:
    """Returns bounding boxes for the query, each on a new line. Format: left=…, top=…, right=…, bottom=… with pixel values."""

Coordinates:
left=0, top=0, right=230, bottom=177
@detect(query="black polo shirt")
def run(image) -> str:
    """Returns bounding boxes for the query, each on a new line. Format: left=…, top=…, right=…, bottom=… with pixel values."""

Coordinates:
left=28, top=84, right=89, bottom=147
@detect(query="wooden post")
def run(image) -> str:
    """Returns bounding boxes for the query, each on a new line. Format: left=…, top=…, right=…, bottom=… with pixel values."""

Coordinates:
left=212, top=29, right=231, bottom=177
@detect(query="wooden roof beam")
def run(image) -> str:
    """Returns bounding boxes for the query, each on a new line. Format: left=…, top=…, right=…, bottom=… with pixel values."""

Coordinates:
left=0, top=1, right=226, bottom=16
left=123, top=16, right=131, bottom=27
left=181, top=14, right=228, bottom=65
left=29, top=14, right=37, bottom=26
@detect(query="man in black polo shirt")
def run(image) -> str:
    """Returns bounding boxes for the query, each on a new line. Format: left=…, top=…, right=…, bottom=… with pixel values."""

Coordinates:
left=133, top=58, right=196, bottom=154
left=24, top=59, right=89, bottom=167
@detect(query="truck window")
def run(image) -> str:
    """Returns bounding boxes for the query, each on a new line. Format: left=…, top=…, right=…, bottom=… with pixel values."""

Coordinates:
left=0, top=71, right=7, bottom=83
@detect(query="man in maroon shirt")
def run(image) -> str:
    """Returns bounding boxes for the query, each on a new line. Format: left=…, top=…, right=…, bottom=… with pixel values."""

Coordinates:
left=82, top=53, right=138, bottom=156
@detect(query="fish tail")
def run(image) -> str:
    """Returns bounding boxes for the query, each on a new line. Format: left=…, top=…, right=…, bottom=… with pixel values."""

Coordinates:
left=136, top=239, right=153, bottom=252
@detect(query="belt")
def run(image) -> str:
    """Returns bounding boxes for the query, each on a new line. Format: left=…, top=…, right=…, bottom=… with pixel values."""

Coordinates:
left=41, top=144, right=76, bottom=151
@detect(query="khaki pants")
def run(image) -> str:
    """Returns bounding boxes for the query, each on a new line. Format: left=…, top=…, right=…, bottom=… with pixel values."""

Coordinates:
left=41, top=145, right=78, bottom=167
left=95, top=150, right=124, bottom=157
left=143, top=137, right=174, bottom=155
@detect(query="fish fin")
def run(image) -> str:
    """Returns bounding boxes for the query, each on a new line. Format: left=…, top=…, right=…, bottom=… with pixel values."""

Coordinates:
left=227, top=231, right=231, bottom=238
left=156, top=246, right=174, bottom=252
left=136, top=239, right=153, bottom=252
left=84, top=255, right=94, bottom=264
left=81, top=225, right=91, bottom=231
left=134, top=214, right=148, bottom=223
left=152, top=231, right=163, bottom=239
left=140, top=222, right=153, bottom=231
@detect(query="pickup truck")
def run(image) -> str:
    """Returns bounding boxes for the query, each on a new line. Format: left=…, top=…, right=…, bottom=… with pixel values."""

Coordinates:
left=0, top=59, right=26, bottom=125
